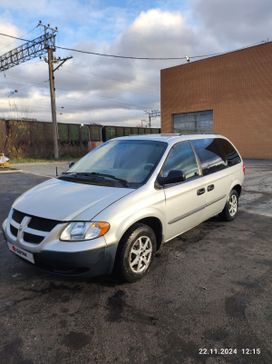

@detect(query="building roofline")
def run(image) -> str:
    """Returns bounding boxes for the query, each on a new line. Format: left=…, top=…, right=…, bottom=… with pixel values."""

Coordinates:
left=161, top=41, right=272, bottom=72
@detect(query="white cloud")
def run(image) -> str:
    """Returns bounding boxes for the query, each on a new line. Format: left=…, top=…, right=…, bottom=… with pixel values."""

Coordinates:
left=132, top=8, right=184, bottom=32
left=0, top=21, right=21, bottom=53
left=1, top=1, right=272, bottom=127
left=190, top=0, right=272, bottom=48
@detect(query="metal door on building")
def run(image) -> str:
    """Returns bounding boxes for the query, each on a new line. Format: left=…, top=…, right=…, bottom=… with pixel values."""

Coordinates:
left=173, top=110, right=213, bottom=133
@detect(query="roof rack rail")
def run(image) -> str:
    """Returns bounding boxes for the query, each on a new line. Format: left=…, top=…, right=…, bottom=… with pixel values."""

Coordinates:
left=178, top=132, right=221, bottom=135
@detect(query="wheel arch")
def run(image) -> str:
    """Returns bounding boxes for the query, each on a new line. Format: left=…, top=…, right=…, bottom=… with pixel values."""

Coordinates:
left=112, top=216, right=163, bottom=276
left=119, top=216, right=163, bottom=251
left=231, top=183, right=242, bottom=197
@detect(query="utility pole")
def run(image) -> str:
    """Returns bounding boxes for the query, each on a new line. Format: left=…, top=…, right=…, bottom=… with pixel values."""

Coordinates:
left=0, top=21, right=72, bottom=160
left=38, top=22, right=59, bottom=159
left=40, top=22, right=72, bottom=159
left=145, top=109, right=160, bottom=127
left=46, top=53, right=72, bottom=160
left=47, top=46, right=59, bottom=159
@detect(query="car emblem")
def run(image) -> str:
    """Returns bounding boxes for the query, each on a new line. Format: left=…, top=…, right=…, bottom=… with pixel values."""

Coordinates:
left=16, top=216, right=31, bottom=244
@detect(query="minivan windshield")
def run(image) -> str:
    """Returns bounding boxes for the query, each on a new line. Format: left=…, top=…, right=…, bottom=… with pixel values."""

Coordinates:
left=60, top=140, right=167, bottom=188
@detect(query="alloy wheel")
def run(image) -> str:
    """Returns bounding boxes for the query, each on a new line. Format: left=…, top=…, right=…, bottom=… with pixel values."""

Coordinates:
left=228, top=194, right=238, bottom=217
left=129, top=236, right=153, bottom=274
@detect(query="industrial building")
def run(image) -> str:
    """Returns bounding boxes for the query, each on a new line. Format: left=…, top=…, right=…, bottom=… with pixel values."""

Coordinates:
left=160, top=42, right=272, bottom=159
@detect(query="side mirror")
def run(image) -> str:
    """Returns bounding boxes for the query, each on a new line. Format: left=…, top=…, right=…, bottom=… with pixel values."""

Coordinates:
left=69, top=161, right=75, bottom=169
left=157, top=170, right=186, bottom=186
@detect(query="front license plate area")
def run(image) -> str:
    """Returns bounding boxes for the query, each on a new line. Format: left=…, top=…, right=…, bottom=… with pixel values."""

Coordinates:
left=8, top=243, right=35, bottom=264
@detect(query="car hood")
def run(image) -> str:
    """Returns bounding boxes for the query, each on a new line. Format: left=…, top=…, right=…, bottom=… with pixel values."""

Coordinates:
left=13, top=178, right=134, bottom=221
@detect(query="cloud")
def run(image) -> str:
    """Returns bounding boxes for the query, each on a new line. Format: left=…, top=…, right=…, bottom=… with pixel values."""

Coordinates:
left=1, top=1, right=272, bottom=127
left=0, top=21, right=21, bottom=52
left=3, top=8, right=192, bottom=126
left=190, top=0, right=272, bottom=48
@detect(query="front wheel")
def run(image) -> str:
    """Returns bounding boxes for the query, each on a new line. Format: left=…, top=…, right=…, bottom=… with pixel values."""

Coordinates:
left=115, top=224, right=156, bottom=282
left=220, top=189, right=239, bottom=221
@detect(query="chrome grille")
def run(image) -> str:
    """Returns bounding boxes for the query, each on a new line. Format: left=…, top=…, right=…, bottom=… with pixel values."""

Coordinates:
left=28, top=216, right=58, bottom=232
left=12, top=209, right=24, bottom=224
left=23, top=232, right=44, bottom=244
left=9, top=209, right=60, bottom=245
left=10, top=224, right=18, bottom=237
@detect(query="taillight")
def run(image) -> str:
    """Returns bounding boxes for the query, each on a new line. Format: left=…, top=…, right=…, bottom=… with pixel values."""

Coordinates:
left=242, top=162, right=246, bottom=174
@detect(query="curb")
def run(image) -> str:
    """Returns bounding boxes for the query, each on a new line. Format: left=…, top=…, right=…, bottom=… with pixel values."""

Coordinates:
left=0, top=169, right=22, bottom=174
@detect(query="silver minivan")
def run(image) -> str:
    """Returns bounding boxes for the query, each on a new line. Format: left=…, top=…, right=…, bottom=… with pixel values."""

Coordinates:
left=2, top=134, right=244, bottom=282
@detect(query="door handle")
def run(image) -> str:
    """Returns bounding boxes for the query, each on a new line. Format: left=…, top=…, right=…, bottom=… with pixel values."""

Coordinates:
left=207, top=184, right=214, bottom=192
left=197, top=188, right=205, bottom=196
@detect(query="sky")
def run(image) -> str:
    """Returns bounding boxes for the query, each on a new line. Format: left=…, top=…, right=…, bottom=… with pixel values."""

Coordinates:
left=0, top=0, right=272, bottom=127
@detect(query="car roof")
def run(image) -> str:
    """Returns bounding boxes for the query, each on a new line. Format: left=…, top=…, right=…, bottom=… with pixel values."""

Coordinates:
left=113, top=133, right=225, bottom=144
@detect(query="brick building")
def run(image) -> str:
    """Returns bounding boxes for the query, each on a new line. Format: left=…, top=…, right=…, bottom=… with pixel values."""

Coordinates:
left=160, top=42, right=272, bottom=159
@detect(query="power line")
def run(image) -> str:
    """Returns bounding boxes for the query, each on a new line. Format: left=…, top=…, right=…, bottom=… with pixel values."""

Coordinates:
left=0, top=25, right=40, bottom=54
left=58, top=39, right=269, bottom=61
left=32, top=39, right=272, bottom=60
left=56, top=45, right=191, bottom=60
left=0, top=32, right=271, bottom=62
left=0, top=32, right=219, bottom=60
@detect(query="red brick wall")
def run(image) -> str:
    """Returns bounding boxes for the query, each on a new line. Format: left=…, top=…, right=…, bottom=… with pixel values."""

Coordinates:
left=161, top=43, right=272, bottom=159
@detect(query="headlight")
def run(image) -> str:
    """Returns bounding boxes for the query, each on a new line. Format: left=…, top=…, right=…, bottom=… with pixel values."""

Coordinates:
left=60, top=221, right=110, bottom=241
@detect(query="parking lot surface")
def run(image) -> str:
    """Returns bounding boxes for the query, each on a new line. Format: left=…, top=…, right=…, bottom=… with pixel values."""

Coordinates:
left=0, top=161, right=272, bottom=364
left=12, top=161, right=69, bottom=178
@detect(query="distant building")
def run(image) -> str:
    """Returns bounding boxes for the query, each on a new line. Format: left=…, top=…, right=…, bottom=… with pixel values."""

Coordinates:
left=161, top=42, right=272, bottom=159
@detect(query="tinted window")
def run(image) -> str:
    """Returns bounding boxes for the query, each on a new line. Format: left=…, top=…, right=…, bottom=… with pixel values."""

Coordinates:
left=161, top=142, right=199, bottom=180
left=219, top=139, right=241, bottom=166
left=192, top=138, right=241, bottom=175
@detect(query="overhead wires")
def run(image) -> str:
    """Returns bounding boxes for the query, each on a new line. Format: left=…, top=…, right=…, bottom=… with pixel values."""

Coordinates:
left=0, top=31, right=224, bottom=61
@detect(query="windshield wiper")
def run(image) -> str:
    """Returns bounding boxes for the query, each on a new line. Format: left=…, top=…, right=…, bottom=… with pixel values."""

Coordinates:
left=60, top=172, right=128, bottom=187
left=88, top=172, right=128, bottom=187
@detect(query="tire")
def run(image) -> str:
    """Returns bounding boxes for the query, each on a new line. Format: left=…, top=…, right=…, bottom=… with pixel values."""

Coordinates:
left=220, top=189, right=239, bottom=221
left=115, top=223, right=157, bottom=283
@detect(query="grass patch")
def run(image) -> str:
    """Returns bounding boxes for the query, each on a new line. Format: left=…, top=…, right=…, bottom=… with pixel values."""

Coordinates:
left=0, top=166, right=18, bottom=171
left=10, top=157, right=74, bottom=164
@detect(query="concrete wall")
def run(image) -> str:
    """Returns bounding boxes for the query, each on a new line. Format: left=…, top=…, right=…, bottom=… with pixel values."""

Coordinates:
left=161, top=43, right=272, bottom=159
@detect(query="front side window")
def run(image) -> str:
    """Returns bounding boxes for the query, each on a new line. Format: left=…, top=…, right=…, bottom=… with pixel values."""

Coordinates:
left=161, top=142, right=199, bottom=180
left=192, top=138, right=240, bottom=175
left=61, top=140, right=167, bottom=188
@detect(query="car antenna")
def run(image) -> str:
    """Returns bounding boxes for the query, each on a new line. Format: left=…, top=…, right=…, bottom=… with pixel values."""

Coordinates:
left=56, top=166, right=58, bottom=177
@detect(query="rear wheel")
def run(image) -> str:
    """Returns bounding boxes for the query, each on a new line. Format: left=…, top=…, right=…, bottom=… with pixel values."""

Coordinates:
left=220, top=189, right=239, bottom=221
left=115, top=223, right=156, bottom=282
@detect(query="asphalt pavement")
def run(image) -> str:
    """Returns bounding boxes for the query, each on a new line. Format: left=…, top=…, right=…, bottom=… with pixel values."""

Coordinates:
left=0, top=162, right=272, bottom=364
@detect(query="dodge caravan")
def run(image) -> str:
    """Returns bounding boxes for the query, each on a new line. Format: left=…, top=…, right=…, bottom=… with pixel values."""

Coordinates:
left=2, top=134, right=244, bottom=282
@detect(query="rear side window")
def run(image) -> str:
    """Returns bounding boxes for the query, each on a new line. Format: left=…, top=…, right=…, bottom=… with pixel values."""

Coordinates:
left=219, top=139, right=241, bottom=166
left=192, top=138, right=241, bottom=175
left=161, top=141, right=199, bottom=180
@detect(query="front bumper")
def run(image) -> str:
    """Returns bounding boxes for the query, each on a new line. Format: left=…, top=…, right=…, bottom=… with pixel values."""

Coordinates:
left=2, top=218, right=114, bottom=277
left=31, top=248, right=108, bottom=276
